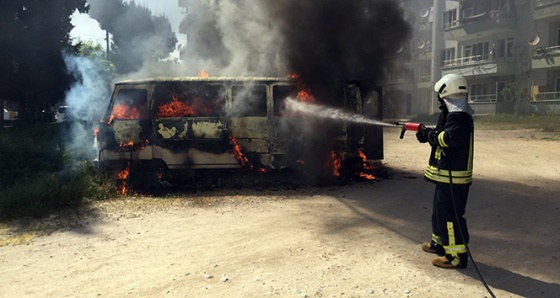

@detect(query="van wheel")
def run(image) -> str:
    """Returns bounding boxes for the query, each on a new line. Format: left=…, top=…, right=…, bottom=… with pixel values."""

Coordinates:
left=128, top=160, right=170, bottom=194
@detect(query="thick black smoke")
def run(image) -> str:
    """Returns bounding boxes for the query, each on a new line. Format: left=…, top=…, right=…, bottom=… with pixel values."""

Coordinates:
left=176, top=0, right=411, bottom=183
left=264, top=0, right=411, bottom=97
left=180, top=0, right=410, bottom=99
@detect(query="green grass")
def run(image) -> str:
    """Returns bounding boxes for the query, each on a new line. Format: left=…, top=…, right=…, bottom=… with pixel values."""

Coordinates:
left=473, top=114, right=560, bottom=132
left=0, top=124, right=113, bottom=220
left=410, top=114, right=560, bottom=133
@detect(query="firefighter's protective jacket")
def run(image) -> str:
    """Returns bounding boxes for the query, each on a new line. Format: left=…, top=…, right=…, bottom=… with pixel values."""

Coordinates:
left=424, top=105, right=474, bottom=185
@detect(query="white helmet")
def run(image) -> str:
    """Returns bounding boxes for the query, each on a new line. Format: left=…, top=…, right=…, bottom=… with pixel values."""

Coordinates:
left=434, top=74, right=468, bottom=98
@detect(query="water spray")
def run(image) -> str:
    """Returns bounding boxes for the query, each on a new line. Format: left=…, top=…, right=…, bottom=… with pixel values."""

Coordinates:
left=285, top=98, right=425, bottom=138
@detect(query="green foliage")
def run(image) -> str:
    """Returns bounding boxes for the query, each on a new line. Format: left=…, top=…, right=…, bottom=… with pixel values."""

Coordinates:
left=88, top=0, right=177, bottom=74
left=0, top=0, right=89, bottom=121
left=0, top=163, right=111, bottom=220
left=78, top=41, right=117, bottom=88
left=500, top=82, right=532, bottom=115
left=0, top=125, right=113, bottom=220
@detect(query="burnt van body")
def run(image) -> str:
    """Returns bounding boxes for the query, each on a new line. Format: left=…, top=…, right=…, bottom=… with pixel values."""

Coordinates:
left=96, top=77, right=383, bottom=176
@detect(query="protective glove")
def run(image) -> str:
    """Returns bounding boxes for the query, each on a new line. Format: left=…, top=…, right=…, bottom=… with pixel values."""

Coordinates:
left=427, top=130, right=439, bottom=146
left=416, top=127, right=433, bottom=143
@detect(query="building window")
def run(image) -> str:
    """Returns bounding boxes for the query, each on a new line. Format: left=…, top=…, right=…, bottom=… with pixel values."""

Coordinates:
left=472, top=42, right=490, bottom=61
left=497, top=37, right=514, bottom=58
left=443, top=9, right=457, bottom=29
left=470, top=83, right=489, bottom=96
left=463, top=45, right=472, bottom=62
left=442, top=48, right=456, bottom=66
left=498, top=37, right=515, bottom=58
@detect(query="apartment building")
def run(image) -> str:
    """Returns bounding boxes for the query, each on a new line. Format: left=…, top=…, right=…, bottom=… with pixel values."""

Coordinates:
left=383, top=0, right=459, bottom=117
left=532, top=0, right=560, bottom=107
left=386, top=0, right=560, bottom=116
left=440, top=0, right=533, bottom=114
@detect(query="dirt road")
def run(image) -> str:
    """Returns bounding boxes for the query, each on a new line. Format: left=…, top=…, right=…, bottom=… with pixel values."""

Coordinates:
left=1, top=129, right=559, bottom=297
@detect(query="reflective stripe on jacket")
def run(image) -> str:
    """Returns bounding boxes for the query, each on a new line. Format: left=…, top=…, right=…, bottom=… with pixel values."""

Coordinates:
left=424, top=110, right=474, bottom=185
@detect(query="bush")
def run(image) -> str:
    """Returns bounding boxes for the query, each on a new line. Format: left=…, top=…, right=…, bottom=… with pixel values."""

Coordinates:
left=0, top=124, right=112, bottom=220
left=0, top=162, right=111, bottom=219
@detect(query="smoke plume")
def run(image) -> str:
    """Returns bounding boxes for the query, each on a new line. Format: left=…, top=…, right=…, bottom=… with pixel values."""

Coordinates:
left=180, top=0, right=411, bottom=98
left=63, top=53, right=112, bottom=160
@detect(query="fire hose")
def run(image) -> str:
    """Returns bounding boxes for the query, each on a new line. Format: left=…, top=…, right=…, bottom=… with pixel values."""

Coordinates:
left=388, top=121, right=496, bottom=297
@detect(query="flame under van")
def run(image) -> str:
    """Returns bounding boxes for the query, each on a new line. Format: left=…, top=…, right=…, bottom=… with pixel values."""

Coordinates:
left=96, top=77, right=383, bottom=179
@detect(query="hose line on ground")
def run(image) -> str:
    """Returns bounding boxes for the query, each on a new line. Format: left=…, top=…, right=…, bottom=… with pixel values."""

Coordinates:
left=442, top=150, right=497, bottom=298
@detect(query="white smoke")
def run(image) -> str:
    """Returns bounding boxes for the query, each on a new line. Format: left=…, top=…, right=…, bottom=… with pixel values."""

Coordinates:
left=64, top=54, right=111, bottom=122
left=125, top=1, right=286, bottom=79
left=63, top=53, right=112, bottom=160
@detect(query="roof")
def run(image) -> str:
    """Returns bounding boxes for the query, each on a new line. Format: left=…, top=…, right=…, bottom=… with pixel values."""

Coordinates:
left=115, top=76, right=294, bottom=85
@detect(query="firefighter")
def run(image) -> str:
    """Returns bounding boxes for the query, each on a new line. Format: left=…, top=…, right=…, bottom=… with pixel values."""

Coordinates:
left=416, top=73, right=474, bottom=269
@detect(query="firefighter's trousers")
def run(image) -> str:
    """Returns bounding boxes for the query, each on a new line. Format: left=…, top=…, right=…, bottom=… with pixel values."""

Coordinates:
left=431, top=182, right=470, bottom=259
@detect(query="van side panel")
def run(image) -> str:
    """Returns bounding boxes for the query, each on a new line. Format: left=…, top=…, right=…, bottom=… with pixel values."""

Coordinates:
left=96, top=77, right=384, bottom=174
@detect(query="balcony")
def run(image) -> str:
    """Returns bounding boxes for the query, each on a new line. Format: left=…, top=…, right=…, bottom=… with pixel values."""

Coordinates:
left=442, top=55, right=517, bottom=78
left=444, top=10, right=516, bottom=42
left=535, top=91, right=560, bottom=101
left=535, top=0, right=560, bottom=21
left=469, top=94, right=498, bottom=103
left=532, top=45, right=560, bottom=69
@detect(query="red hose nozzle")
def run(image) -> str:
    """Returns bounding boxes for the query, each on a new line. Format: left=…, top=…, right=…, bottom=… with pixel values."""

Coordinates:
left=395, top=121, right=425, bottom=139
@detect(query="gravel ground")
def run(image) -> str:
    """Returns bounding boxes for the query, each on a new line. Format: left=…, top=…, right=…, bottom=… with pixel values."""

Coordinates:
left=1, top=129, right=559, bottom=298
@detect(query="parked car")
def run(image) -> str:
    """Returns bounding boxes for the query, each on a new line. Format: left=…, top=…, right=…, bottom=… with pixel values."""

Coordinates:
left=3, top=108, right=18, bottom=121
left=55, top=105, right=69, bottom=123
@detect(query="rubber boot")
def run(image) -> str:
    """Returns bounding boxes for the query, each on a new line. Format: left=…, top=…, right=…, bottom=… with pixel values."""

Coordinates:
left=432, top=254, right=468, bottom=269
left=421, top=241, right=445, bottom=256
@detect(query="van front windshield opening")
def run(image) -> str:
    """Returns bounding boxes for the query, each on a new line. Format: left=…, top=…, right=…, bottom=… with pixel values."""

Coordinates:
left=155, top=83, right=225, bottom=118
left=110, top=89, right=148, bottom=120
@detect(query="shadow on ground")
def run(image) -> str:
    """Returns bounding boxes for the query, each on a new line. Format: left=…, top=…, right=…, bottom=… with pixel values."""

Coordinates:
left=328, top=166, right=560, bottom=297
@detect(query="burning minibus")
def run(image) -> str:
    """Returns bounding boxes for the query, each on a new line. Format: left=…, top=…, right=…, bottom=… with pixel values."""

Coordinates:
left=95, top=76, right=384, bottom=182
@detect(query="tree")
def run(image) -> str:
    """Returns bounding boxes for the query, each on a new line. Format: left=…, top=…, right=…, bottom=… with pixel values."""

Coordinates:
left=63, top=41, right=116, bottom=123
left=77, top=41, right=116, bottom=81
left=88, top=0, right=177, bottom=74
left=0, top=0, right=88, bottom=122
left=501, top=82, right=532, bottom=115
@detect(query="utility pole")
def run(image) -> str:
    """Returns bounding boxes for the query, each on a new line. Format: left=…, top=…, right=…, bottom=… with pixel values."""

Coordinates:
left=106, top=30, right=110, bottom=58
left=430, top=0, right=445, bottom=114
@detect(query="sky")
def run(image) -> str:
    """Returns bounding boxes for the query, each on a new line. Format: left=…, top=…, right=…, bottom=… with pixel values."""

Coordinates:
left=70, top=0, right=184, bottom=58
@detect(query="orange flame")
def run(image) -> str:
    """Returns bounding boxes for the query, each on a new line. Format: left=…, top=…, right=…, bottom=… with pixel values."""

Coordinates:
left=199, top=68, right=209, bottom=78
left=93, top=127, right=99, bottom=138
left=157, top=95, right=218, bottom=118
left=330, top=151, right=342, bottom=177
left=357, top=150, right=376, bottom=180
left=229, top=136, right=253, bottom=170
left=359, top=173, right=376, bottom=180
left=120, top=141, right=135, bottom=148
left=158, top=96, right=195, bottom=117
left=287, top=73, right=315, bottom=103
left=116, top=163, right=130, bottom=195
left=297, top=89, right=315, bottom=103
left=116, top=139, right=149, bottom=152
left=111, top=103, right=142, bottom=121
